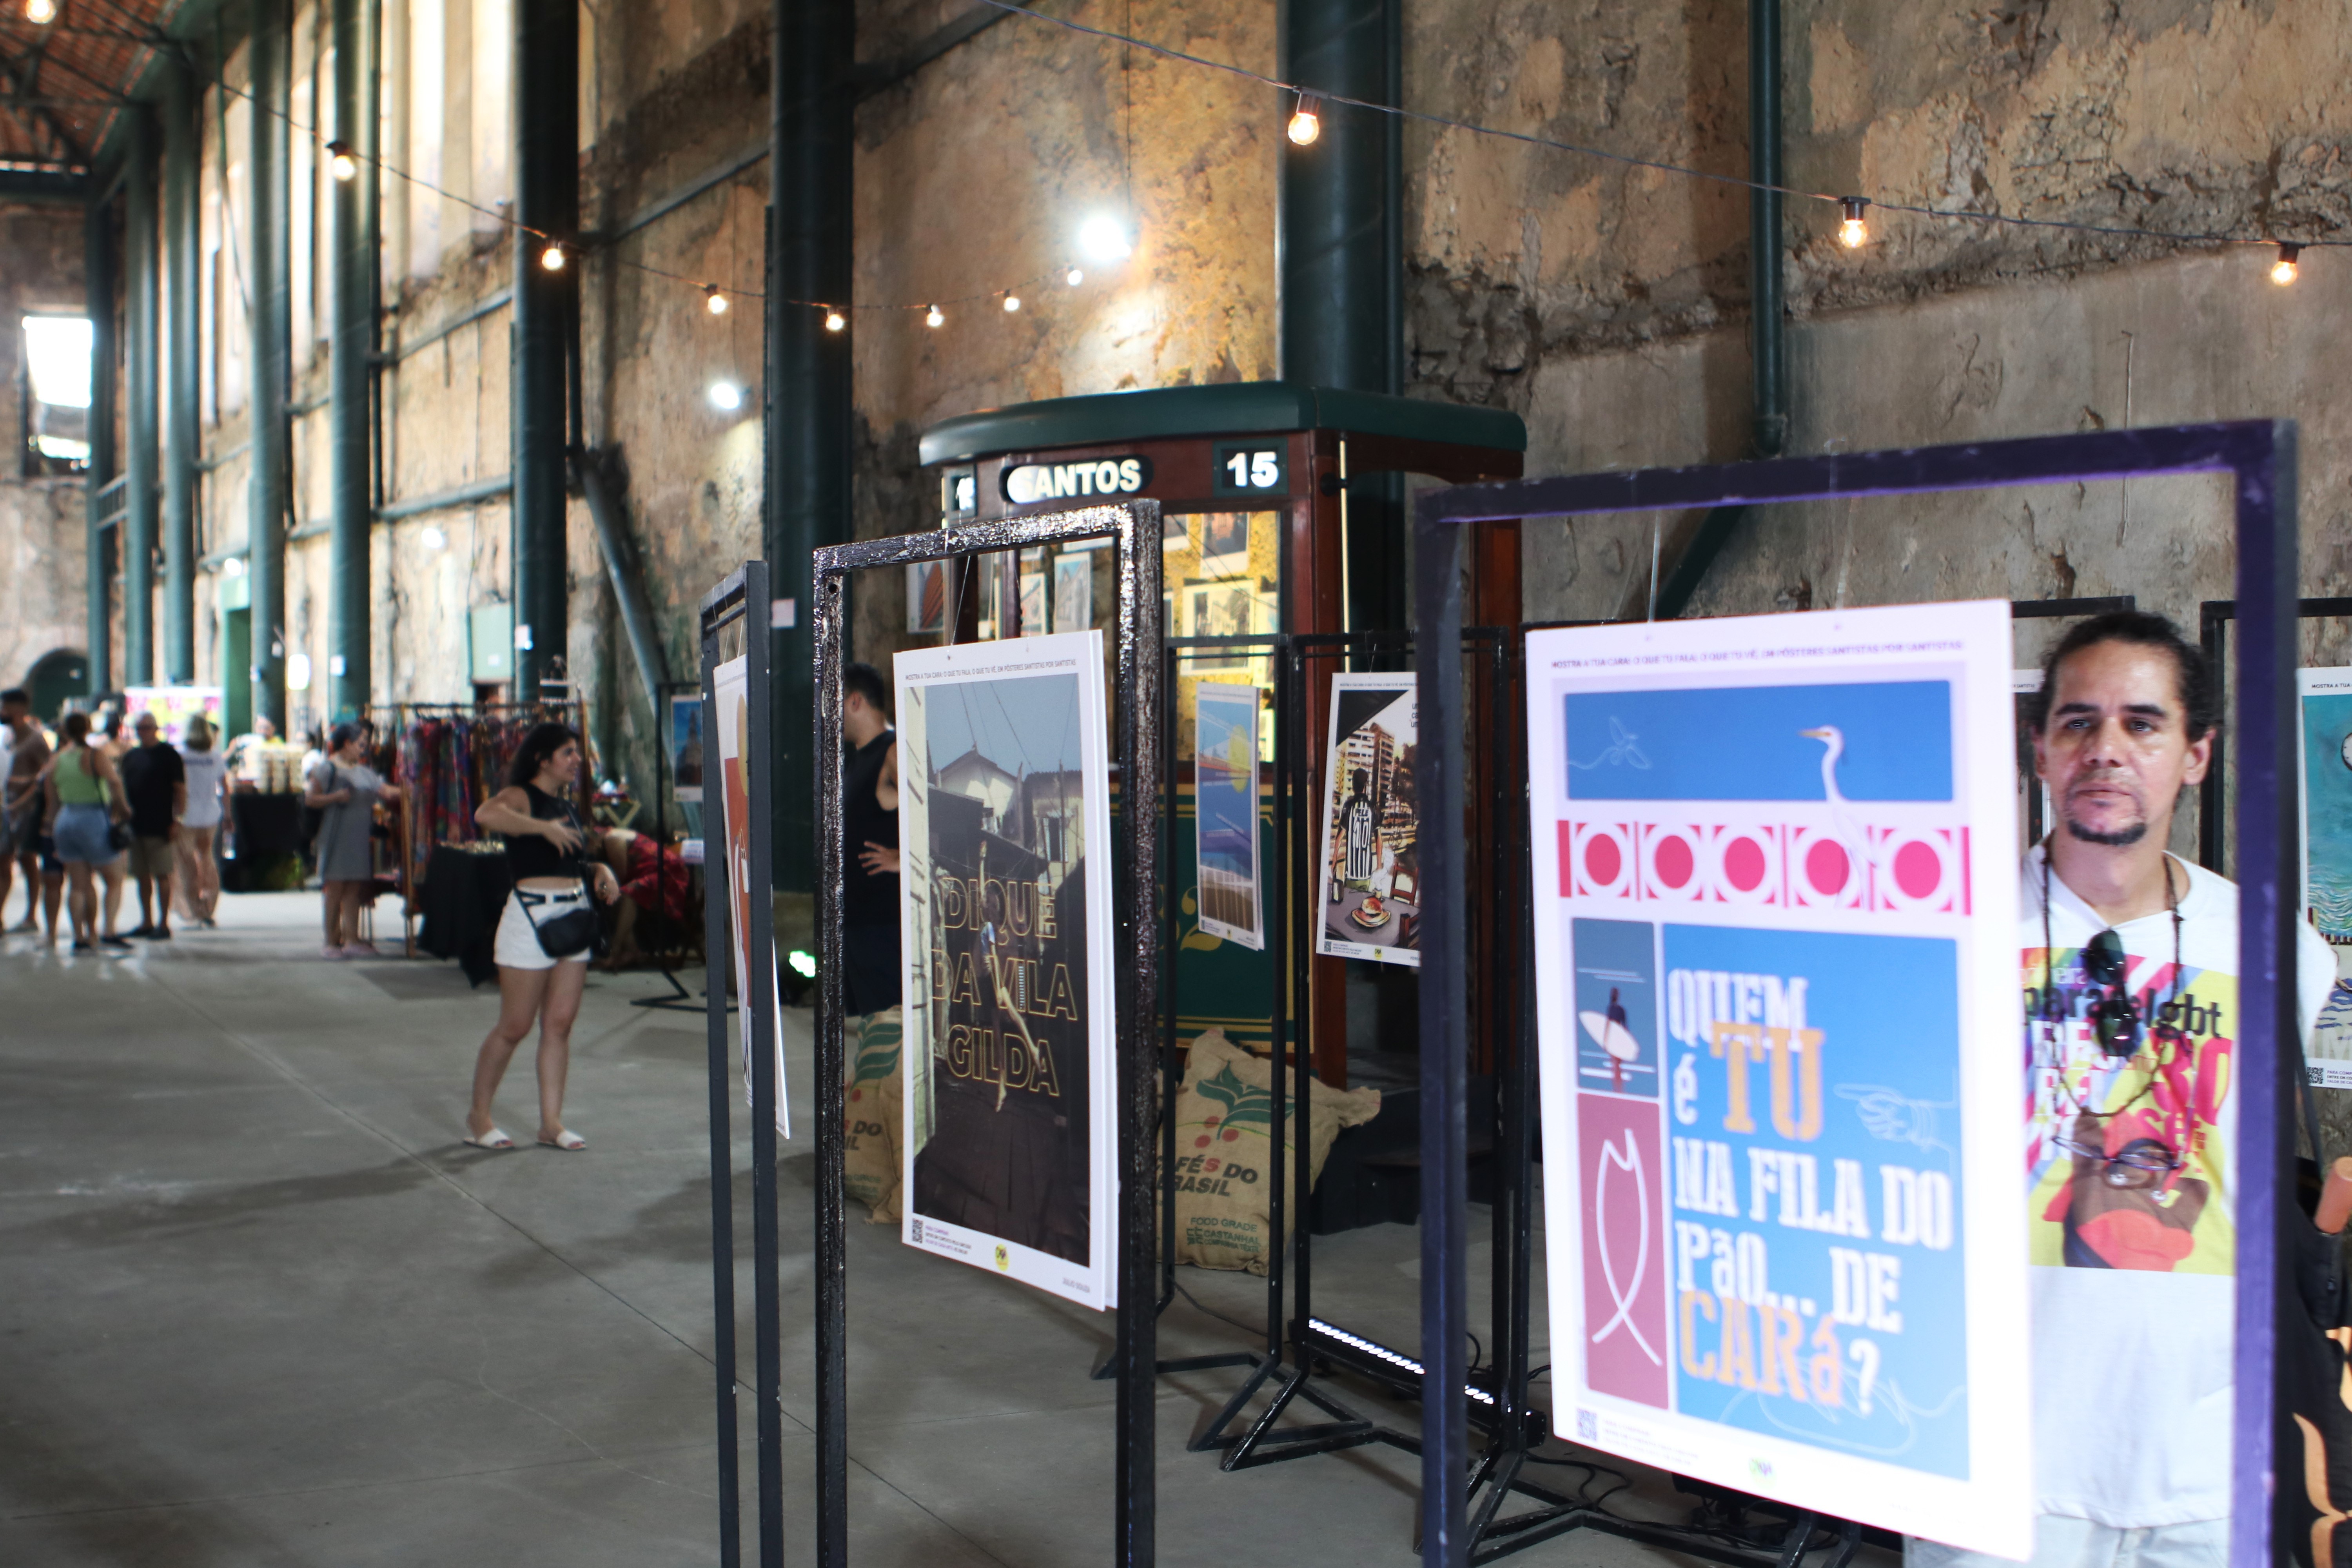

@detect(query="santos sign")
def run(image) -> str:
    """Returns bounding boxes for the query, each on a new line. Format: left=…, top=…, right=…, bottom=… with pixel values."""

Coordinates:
left=1001, top=456, right=1152, bottom=506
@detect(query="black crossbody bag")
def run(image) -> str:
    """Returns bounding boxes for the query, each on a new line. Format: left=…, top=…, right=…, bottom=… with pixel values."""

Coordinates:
left=514, top=800, right=606, bottom=959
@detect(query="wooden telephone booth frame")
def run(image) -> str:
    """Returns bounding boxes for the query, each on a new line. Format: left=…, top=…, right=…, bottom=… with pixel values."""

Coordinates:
left=920, top=382, right=1526, bottom=1087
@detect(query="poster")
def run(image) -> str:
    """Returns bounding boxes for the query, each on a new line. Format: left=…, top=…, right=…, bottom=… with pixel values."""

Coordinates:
left=712, top=657, right=788, bottom=1134
left=2300, top=668, right=2352, bottom=944
left=122, top=685, right=224, bottom=744
left=1194, top=681, right=1262, bottom=950
left=1526, top=603, right=2029, bottom=1557
left=1315, top=674, right=1419, bottom=965
left=908, top=559, right=949, bottom=636
left=1052, top=554, right=1092, bottom=634
left=670, top=692, right=704, bottom=802
left=894, top=631, right=1118, bottom=1308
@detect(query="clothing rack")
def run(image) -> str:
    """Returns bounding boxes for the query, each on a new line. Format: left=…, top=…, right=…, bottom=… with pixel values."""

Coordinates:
left=376, top=699, right=593, bottom=926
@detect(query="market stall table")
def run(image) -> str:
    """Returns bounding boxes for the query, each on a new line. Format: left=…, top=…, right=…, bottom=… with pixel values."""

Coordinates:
left=417, top=844, right=512, bottom=985
left=220, top=791, right=306, bottom=892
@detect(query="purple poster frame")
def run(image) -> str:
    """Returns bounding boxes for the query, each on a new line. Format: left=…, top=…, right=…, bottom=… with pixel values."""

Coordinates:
left=1410, top=421, right=2298, bottom=1568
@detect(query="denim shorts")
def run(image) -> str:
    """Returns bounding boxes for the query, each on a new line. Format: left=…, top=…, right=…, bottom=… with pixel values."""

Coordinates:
left=53, top=804, right=121, bottom=866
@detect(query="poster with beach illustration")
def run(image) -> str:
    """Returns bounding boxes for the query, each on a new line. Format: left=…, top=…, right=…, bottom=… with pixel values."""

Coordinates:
left=1315, top=674, right=1419, bottom=965
left=1524, top=603, right=2029, bottom=1557
left=2300, top=668, right=2352, bottom=945
left=1194, top=681, right=1263, bottom=949
left=893, top=631, right=1118, bottom=1310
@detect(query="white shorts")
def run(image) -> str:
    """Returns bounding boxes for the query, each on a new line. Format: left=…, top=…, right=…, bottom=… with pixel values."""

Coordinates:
left=494, top=887, right=593, bottom=971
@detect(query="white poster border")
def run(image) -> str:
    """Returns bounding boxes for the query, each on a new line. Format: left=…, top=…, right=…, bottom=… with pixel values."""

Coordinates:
left=1524, top=603, right=2029, bottom=1558
left=1315, top=671, right=1420, bottom=967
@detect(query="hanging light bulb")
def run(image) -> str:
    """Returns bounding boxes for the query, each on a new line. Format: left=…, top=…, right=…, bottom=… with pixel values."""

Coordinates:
left=1077, top=214, right=1131, bottom=263
left=1288, top=91, right=1323, bottom=147
left=24, top=0, right=57, bottom=24
left=1066, top=267, right=1084, bottom=287
left=1838, top=196, right=1870, bottom=249
left=326, top=141, right=358, bottom=182
left=539, top=241, right=566, bottom=272
left=1003, top=294, right=1022, bottom=313
left=824, top=309, right=847, bottom=332
left=704, top=285, right=728, bottom=316
left=2271, top=242, right=2302, bottom=286
left=925, top=304, right=944, bottom=327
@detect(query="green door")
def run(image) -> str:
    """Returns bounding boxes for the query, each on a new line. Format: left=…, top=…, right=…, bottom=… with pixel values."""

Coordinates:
left=223, top=610, right=251, bottom=740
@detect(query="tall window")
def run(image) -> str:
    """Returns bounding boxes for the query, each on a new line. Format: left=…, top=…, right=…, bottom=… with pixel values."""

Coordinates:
left=406, top=0, right=445, bottom=278
left=21, top=314, right=92, bottom=475
left=470, top=0, right=511, bottom=236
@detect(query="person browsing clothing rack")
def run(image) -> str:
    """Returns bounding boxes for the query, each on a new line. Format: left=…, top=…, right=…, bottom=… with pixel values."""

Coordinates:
left=304, top=723, right=401, bottom=958
left=462, top=722, right=618, bottom=1152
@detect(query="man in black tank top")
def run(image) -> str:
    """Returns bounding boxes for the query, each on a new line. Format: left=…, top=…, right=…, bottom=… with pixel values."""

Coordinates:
left=842, top=664, right=901, bottom=1016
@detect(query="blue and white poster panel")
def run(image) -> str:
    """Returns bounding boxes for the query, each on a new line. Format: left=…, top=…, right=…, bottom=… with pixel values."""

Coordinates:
left=1526, top=602, right=2029, bottom=1557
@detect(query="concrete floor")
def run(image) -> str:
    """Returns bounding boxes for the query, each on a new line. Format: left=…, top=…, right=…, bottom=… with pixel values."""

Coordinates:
left=0, top=892, right=1880, bottom=1567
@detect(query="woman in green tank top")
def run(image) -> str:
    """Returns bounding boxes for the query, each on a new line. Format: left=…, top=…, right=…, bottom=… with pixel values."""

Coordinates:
left=43, top=712, right=129, bottom=951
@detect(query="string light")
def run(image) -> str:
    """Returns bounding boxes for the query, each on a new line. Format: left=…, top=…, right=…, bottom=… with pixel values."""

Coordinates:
left=2272, top=243, right=2301, bottom=286
left=539, top=241, right=566, bottom=272
left=1066, top=267, right=1084, bottom=286
left=704, top=285, right=728, bottom=315
left=1287, top=91, right=1323, bottom=147
left=824, top=310, right=847, bottom=332
left=707, top=381, right=744, bottom=412
left=926, top=305, right=944, bottom=327
left=1003, top=294, right=1022, bottom=313
left=1838, top=197, right=1869, bottom=249
left=24, top=0, right=56, bottom=24
left=1077, top=214, right=1131, bottom=263
left=326, top=140, right=357, bottom=182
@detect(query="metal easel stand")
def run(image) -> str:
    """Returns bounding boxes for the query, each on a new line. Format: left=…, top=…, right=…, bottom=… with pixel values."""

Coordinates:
left=634, top=675, right=729, bottom=1013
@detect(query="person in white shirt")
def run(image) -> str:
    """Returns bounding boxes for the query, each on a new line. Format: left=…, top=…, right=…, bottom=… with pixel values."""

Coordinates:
left=176, top=717, right=229, bottom=927
left=1908, top=610, right=2333, bottom=1568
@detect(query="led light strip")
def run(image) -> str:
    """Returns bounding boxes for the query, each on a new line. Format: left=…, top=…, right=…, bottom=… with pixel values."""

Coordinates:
left=1307, top=1318, right=1497, bottom=1406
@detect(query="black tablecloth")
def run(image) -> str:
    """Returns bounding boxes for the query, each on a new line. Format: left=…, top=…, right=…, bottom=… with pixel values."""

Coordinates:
left=229, top=791, right=307, bottom=855
left=418, top=845, right=512, bottom=986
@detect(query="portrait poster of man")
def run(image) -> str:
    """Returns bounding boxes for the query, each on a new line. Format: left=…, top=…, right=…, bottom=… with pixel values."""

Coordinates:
left=713, top=657, right=788, bottom=1133
left=893, top=632, right=1117, bottom=1309
left=1314, top=673, right=1419, bottom=966
left=1194, top=680, right=1263, bottom=949
left=670, top=692, right=704, bottom=802
left=1523, top=603, right=2028, bottom=1556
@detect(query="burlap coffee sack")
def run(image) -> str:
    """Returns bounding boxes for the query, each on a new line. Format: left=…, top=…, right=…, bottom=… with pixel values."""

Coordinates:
left=844, top=1007, right=904, bottom=1223
left=1170, top=1027, right=1381, bottom=1273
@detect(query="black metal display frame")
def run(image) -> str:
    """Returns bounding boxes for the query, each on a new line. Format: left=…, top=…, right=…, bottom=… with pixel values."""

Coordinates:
left=1413, top=423, right=2303, bottom=1568
left=698, top=561, right=774, bottom=1568
left=2198, top=595, right=2352, bottom=874
left=804, top=502, right=1164, bottom=1567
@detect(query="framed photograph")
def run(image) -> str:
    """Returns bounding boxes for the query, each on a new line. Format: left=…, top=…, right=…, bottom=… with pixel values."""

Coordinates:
left=907, top=559, right=949, bottom=636
left=894, top=631, right=1118, bottom=1309
left=1193, top=681, right=1262, bottom=949
left=1314, top=674, right=1419, bottom=966
left=1053, top=554, right=1092, bottom=634
left=670, top=692, right=705, bottom=802
left=1198, top=512, right=1250, bottom=578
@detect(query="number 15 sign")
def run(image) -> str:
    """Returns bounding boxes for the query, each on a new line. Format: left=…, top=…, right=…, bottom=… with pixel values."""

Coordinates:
left=1526, top=602, right=2031, bottom=1558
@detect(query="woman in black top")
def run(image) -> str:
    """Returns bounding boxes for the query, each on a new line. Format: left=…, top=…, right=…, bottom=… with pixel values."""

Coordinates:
left=461, top=723, right=619, bottom=1151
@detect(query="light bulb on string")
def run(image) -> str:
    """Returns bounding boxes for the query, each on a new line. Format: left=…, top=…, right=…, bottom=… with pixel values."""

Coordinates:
left=1838, top=196, right=1870, bottom=249
left=1003, top=294, right=1022, bottom=313
left=2272, top=243, right=2301, bottom=286
left=824, top=310, right=847, bottom=332
left=539, top=241, right=566, bottom=272
left=327, top=141, right=358, bottom=182
left=1066, top=267, right=1084, bottom=287
left=1077, top=214, right=1131, bottom=263
left=704, top=286, right=728, bottom=316
left=925, top=304, right=944, bottom=328
left=24, top=0, right=56, bottom=24
left=1288, top=91, right=1323, bottom=147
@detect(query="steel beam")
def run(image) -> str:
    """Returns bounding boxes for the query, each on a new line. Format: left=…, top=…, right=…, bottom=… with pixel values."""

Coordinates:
left=328, top=0, right=378, bottom=719
left=510, top=0, right=577, bottom=701
left=123, top=103, right=158, bottom=685
left=84, top=186, right=115, bottom=696
left=247, top=0, right=291, bottom=731
left=162, top=56, right=199, bottom=683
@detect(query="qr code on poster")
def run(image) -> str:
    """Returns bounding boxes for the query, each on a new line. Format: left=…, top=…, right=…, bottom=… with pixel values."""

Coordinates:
left=1576, top=1409, right=1597, bottom=1442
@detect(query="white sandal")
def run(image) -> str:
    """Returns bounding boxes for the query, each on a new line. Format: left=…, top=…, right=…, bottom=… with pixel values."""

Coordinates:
left=462, top=1126, right=514, bottom=1150
left=537, top=1129, right=587, bottom=1151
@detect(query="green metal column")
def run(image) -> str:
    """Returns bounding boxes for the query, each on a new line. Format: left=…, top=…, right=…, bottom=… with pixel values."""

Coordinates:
left=1280, top=0, right=1404, bottom=628
left=764, top=0, right=853, bottom=893
left=83, top=191, right=116, bottom=697
left=247, top=0, right=292, bottom=731
left=162, top=58, right=200, bottom=684
left=510, top=0, right=576, bottom=702
left=123, top=104, right=159, bottom=686
left=328, top=0, right=378, bottom=720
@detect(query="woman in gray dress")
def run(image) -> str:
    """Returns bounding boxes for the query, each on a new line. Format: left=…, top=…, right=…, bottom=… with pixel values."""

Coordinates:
left=303, top=722, right=402, bottom=959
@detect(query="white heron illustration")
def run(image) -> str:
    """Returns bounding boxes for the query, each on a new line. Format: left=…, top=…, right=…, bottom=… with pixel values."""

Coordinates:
left=1579, top=986, right=1642, bottom=1090
left=1800, top=724, right=1878, bottom=891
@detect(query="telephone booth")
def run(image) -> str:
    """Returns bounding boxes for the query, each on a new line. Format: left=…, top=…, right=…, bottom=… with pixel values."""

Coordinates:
left=916, top=381, right=1525, bottom=1111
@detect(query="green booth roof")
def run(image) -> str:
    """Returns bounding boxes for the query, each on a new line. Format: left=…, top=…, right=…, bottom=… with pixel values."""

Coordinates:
left=917, top=381, right=1526, bottom=466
